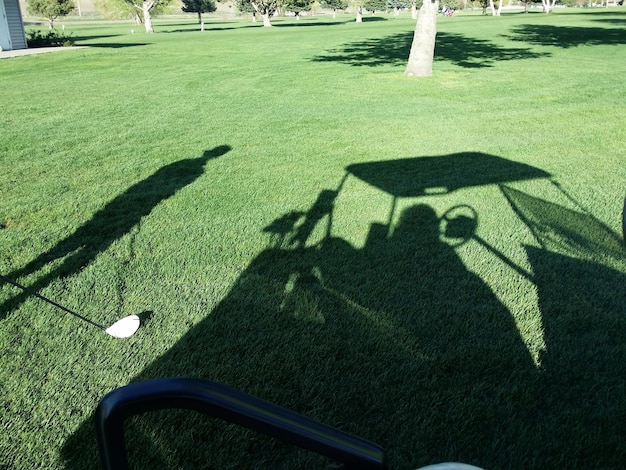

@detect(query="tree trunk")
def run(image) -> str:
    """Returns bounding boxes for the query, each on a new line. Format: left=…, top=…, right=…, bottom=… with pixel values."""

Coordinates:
left=404, top=0, right=438, bottom=77
left=356, top=6, right=363, bottom=22
left=143, top=1, right=154, bottom=33
left=541, top=0, right=556, bottom=12
left=262, top=12, right=272, bottom=26
left=489, top=0, right=499, bottom=15
left=197, top=11, right=202, bottom=23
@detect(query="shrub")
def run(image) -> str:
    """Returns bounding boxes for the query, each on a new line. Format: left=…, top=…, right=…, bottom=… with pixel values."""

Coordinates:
left=26, top=29, right=75, bottom=48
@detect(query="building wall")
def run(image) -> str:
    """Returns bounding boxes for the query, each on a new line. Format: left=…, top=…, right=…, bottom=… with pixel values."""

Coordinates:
left=1, top=0, right=27, bottom=50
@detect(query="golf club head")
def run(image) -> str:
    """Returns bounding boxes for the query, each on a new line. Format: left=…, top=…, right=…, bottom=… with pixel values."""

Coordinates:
left=105, top=315, right=140, bottom=339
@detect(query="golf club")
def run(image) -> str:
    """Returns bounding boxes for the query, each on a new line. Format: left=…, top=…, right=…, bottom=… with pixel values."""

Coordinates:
left=0, top=274, right=140, bottom=338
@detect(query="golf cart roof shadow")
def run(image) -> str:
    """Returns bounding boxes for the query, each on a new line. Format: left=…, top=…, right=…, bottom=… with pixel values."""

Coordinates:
left=346, top=153, right=551, bottom=197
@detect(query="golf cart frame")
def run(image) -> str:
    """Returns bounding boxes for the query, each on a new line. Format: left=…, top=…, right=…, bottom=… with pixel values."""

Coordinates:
left=96, top=377, right=387, bottom=470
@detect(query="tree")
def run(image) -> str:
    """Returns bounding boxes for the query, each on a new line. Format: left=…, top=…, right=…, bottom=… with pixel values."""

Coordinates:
left=403, top=0, right=438, bottom=77
left=489, top=0, right=502, bottom=15
left=518, top=0, right=537, bottom=13
left=474, top=0, right=489, bottom=14
left=96, top=0, right=139, bottom=22
left=540, top=0, right=557, bottom=12
left=320, top=0, right=347, bottom=17
left=236, top=0, right=255, bottom=15
left=182, top=0, right=217, bottom=24
left=410, top=0, right=421, bottom=19
left=388, top=0, right=412, bottom=15
left=351, top=0, right=364, bottom=21
left=364, top=0, right=387, bottom=12
left=121, top=0, right=174, bottom=32
left=441, top=0, right=459, bottom=8
left=97, top=0, right=170, bottom=24
left=235, top=0, right=258, bottom=21
left=237, top=0, right=280, bottom=26
left=284, top=0, right=314, bottom=18
left=27, top=0, right=75, bottom=29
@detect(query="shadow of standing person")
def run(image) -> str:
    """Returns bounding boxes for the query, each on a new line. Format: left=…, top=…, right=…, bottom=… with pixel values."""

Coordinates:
left=1, top=145, right=231, bottom=320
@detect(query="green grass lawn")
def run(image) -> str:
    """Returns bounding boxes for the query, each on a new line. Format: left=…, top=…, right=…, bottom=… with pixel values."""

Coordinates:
left=1, top=9, right=625, bottom=469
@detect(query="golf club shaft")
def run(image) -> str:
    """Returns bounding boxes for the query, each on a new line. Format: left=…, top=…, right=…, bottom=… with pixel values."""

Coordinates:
left=0, top=274, right=106, bottom=330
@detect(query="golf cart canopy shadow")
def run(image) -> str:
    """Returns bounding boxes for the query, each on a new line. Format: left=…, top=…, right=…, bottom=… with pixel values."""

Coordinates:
left=345, top=152, right=551, bottom=197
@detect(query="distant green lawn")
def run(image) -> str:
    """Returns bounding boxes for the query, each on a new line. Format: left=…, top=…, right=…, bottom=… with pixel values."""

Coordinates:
left=1, top=9, right=625, bottom=469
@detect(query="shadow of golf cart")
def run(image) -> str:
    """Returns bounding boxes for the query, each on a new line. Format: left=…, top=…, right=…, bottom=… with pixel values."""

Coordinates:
left=94, top=153, right=626, bottom=469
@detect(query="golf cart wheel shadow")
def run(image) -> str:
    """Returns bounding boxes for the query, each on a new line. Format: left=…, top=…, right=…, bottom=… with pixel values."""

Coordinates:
left=96, top=377, right=483, bottom=470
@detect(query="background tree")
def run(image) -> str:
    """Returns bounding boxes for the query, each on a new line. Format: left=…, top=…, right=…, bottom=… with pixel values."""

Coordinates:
left=27, top=0, right=75, bottom=29
left=96, top=0, right=137, bottom=22
left=541, top=0, right=557, bottom=12
left=320, top=0, right=348, bottom=17
left=473, top=0, right=489, bottom=14
left=237, top=0, right=280, bottom=26
left=182, top=0, right=217, bottom=24
left=388, top=0, right=411, bottom=15
left=403, top=0, right=438, bottom=77
left=283, top=0, right=314, bottom=18
left=518, top=0, right=537, bottom=12
left=120, top=0, right=174, bottom=32
left=410, top=0, right=422, bottom=19
left=96, top=0, right=170, bottom=24
left=235, top=0, right=256, bottom=20
left=364, top=0, right=387, bottom=12
left=441, top=0, right=459, bottom=9
left=489, top=0, right=502, bottom=15
left=351, top=0, right=364, bottom=21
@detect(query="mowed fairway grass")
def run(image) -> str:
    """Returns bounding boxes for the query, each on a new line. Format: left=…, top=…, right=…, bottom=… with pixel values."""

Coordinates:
left=1, top=8, right=625, bottom=469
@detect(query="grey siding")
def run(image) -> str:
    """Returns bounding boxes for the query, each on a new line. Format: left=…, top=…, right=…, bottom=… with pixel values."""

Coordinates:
left=4, top=0, right=27, bottom=50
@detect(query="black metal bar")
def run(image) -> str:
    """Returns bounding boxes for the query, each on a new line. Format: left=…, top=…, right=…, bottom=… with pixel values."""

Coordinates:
left=96, top=377, right=387, bottom=470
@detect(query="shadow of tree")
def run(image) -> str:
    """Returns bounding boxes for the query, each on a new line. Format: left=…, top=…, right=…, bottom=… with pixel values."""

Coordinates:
left=78, top=43, right=151, bottom=49
left=312, top=31, right=548, bottom=68
left=62, top=153, right=625, bottom=469
left=273, top=19, right=356, bottom=27
left=0, top=145, right=231, bottom=321
left=508, top=24, right=626, bottom=48
left=593, top=18, right=626, bottom=25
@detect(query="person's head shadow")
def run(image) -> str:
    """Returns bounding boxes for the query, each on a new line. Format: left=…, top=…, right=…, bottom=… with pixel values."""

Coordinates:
left=0, top=145, right=231, bottom=321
